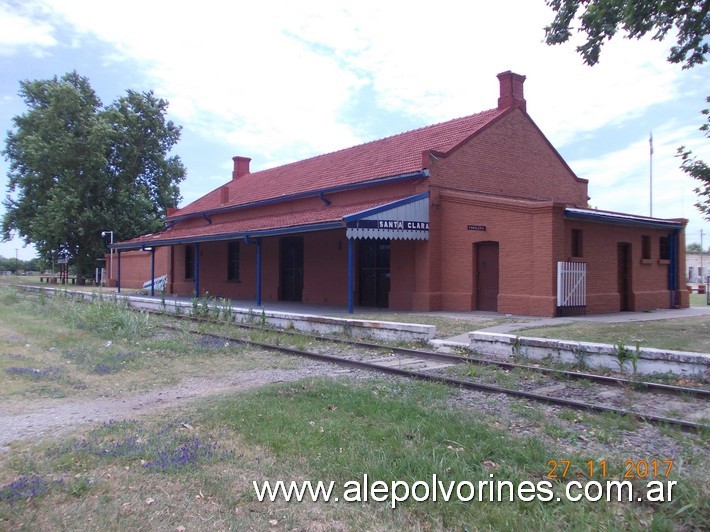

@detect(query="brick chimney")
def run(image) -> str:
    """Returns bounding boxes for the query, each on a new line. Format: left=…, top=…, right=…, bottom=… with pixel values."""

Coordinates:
left=497, top=71, right=526, bottom=112
left=232, top=156, right=251, bottom=180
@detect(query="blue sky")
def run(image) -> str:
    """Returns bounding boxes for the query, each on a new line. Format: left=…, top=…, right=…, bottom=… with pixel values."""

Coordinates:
left=1, top=0, right=709, bottom=261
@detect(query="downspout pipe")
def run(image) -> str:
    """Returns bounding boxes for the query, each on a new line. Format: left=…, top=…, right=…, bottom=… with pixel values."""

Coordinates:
left=150, top=247, right=156, bottom=297
left=669, top=230, right=679, bottom=308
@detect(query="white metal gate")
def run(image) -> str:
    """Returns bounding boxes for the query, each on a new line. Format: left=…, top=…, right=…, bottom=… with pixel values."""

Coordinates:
left=557, top=261, right=586, bottom=316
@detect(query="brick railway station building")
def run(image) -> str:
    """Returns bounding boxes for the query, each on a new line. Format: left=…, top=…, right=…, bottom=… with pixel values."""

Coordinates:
left=111, top=71, right=688, bottom=317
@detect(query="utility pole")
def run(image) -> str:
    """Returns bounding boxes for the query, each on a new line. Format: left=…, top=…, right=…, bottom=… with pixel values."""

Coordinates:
left=649, top=131, right=653, bottom=217
left=700, top=229, right=710, bottom=288
left=101, top=231, right=114, bottom=283
left=15, top=249, right=19, bottom=273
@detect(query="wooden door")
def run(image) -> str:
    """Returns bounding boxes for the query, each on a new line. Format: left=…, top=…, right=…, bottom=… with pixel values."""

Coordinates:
left=617, top=243, right=631, bottom=311
left=476, top=242, right=499, bottom=312
left=280, top=237, right=304, bottom=302
left=358, top=239, right=390, bottom=308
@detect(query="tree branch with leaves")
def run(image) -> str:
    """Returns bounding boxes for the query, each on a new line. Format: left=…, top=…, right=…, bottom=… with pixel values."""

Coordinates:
left=678, top=97, right=710, bottom=220
left=544, top=0, right=709, bottom=220
left=2, top=72, right=186, bottom=282
left=544, top=0, right=710, bottom=69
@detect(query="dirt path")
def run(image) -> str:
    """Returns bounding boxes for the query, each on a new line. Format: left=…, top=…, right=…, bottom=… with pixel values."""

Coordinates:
left=0, top=364, right=345, bottom=452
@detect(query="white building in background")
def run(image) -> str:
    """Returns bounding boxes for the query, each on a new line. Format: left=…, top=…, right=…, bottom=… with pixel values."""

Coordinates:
left=686, top=252, right=708, bottom=284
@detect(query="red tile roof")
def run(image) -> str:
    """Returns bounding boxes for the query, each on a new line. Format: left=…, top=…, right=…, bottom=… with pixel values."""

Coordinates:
left=173, top=107, right=506, bottom=219
left=115, top=197, right=401, bottom=248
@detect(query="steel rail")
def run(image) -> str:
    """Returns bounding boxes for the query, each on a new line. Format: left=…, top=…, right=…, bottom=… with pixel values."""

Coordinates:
left=10, top=287, right=710, bottom=399
left=163, top=312, right=710, bottom=399
left=168, top=324, right=709, bottom=432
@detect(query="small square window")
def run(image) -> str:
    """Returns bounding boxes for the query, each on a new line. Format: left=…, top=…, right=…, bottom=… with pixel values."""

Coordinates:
left=571, top=229, right=583, bottom=258
left=185, top=245, right=195, bottom=280
left=659, top=236, right=670, bottom=261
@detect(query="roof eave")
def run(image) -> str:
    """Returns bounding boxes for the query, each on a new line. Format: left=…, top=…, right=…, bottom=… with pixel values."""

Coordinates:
left=166, top=169, right=430, bottom=224
left=110, top=221, right=344, bottom=250
left=564, top=208, right=686, bottom=230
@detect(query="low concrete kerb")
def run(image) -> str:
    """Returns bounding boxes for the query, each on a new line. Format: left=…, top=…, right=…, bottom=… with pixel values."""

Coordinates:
left=468, top=331, right=710, bottom=380
left=20, top=286, right=436, bottom=343
left=126, top=295, right=435, bottom=342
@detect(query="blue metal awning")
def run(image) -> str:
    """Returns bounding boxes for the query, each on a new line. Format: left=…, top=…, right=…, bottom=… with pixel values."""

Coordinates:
left=564, top=208, right=685, bottom=230
left=344, top=192, right=430, bottom=240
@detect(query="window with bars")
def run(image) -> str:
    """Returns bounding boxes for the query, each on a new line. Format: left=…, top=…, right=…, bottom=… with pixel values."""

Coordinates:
left=185, top=245, right=195, bottom=280
left=659, top=236, right=670, bottom=261
left=642, top=235, right=651, bottom=260
left=571, top=229, right=583, bottom=258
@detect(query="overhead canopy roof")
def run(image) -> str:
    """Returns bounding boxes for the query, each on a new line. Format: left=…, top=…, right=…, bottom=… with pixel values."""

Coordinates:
left=564, top=208, right=686, bottom=230
left=112, top=193, right=430, bottom=250
left=345, top=193, right=429, bottom=240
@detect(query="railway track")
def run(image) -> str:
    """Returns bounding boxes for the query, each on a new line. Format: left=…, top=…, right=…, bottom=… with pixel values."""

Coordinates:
left=11, top=286, right=710, bottom=432
left=162, top=316, right=710, bottom=433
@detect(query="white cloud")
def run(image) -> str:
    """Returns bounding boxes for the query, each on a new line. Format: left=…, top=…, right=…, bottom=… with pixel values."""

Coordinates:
left=571, top=119, right=709, bottom=246
left=21, top=0, right=698, bottom=163
left=0, top=2, right=57, bottom=56
left=3, top=0, right=708, bottom=252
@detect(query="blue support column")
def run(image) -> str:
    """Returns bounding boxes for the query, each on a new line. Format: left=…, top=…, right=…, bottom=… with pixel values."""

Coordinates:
left=117, top=250, right=122, bottom=293
left=194, top=243, right=200, bottom=297
left=669, top=231, right=679, bottom=307
left=150, top=247, right=156, bottom=297
left=347, top=237, right=354, bottom=313
left=256, top=238, right=262, bottom=307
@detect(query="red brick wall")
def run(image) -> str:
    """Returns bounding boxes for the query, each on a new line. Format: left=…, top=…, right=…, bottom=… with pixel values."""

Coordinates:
left=429, top=110, right=588, bottom=206
left=166, top=231, right=351, bottom=306
left=107, top=248, right=170, bottom=290
left=113, top=108, right=687, bottom=317
left=302, top=231, right=349, bottom=306
left=429, top=190, right=560, bottom=316
left=389, top=239, right=418, bottom=309
left=410, top=187, right=688, bottom=316
left=562, top=221, right=689, bottom=313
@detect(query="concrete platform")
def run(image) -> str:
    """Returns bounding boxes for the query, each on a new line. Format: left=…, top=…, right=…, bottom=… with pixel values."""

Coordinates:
left=19, top=286, right=436, bottom=343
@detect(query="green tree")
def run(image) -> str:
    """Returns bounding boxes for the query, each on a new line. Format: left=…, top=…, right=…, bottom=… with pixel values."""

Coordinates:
left=2, top=72, right=185, bottom=283
left=678, top=97, right=710, bottom=221
left=0, top=255, right=42, bottom=273
left=544, top=0, right=709, bottom=69
left=544, top=0, right=709, bottom=218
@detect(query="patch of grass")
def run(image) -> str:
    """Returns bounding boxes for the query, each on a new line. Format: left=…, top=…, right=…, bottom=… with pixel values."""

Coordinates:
left=542, top=420, right=577, bottom=440
left=0, top=377, right=706, bottom=530
left=689, top=293, right=709, bottom=307
left=520, top=316, right=710, bottom=353
left=2, top=360, right=87, bottom=396
left=5, top=365, right=63, bottom=381
left=0, top=417, right=241, bottom=529
left=0, top=287, right=299, bottom=401
left=509, top=401, right=546, bottom=422
left=46, top=419, right=231, bottom=473
left=578, top=412, right=641, bottom=444
left=62, top=346, right=142, bottom=375
left=64, top=297, right=154, bottom=340
left=195, top=378, right=701, bottom=530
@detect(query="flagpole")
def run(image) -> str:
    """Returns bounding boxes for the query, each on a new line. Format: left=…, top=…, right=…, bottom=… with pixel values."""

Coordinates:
left=649, top=131, right=653, bottom=217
